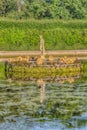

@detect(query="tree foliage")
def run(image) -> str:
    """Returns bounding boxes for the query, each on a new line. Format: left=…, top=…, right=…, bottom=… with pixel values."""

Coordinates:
left=0, top=0, right=87, bottom=19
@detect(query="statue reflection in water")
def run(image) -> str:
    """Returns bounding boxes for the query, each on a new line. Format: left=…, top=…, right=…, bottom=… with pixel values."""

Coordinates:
left=37, top=79, right=46, bottom=104
left=35, top=74, right=81, bottom=103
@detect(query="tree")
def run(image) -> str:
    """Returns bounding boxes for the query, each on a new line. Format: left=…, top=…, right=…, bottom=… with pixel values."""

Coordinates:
left=0, top=0, right=16, bottom=16
left=0, top=0, right=87, bottom=19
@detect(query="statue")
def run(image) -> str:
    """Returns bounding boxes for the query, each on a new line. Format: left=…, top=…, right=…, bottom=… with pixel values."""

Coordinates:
left=40, top=35, right=45, bottom=55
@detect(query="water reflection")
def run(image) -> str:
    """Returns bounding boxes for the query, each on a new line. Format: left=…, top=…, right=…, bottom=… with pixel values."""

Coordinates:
left=0, top=60, right=87, bottom=129
left=37, top=79, right=46, bottom=103
left=0, top=79, right=87, bottom=130
left=5, top=57, right=82, bottom=83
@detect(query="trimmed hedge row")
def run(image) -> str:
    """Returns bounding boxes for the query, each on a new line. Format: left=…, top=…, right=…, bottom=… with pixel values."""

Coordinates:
left=0, top=19, right=87, bottom=50
left=0, top=19, right=87, bottom=30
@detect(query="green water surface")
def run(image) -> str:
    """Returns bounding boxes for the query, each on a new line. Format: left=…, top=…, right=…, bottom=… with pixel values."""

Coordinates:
left=0, top=61, right=87, bottom=130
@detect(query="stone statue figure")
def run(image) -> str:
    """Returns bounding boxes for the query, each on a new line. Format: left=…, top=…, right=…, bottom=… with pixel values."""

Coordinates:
left=40, top=35, right=45, bottom=55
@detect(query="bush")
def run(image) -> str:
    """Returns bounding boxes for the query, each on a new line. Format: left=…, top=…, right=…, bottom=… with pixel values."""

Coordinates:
left=0, top=19, right=87, bottom=50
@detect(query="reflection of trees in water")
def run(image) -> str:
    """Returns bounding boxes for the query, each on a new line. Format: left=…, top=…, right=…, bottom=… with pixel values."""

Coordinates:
left=36, top=83, right=87, bottom=128
left=0, top=81, right=87, bottom=128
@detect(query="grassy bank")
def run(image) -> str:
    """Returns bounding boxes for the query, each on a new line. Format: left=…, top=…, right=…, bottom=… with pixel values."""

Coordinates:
left=0, top=19, right=87, bottom=51
left=0, top=62, right=5, bottom=80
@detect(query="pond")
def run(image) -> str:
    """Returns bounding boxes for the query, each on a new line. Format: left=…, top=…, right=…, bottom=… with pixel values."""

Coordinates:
left=0, top=60, right=87, bottom=130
